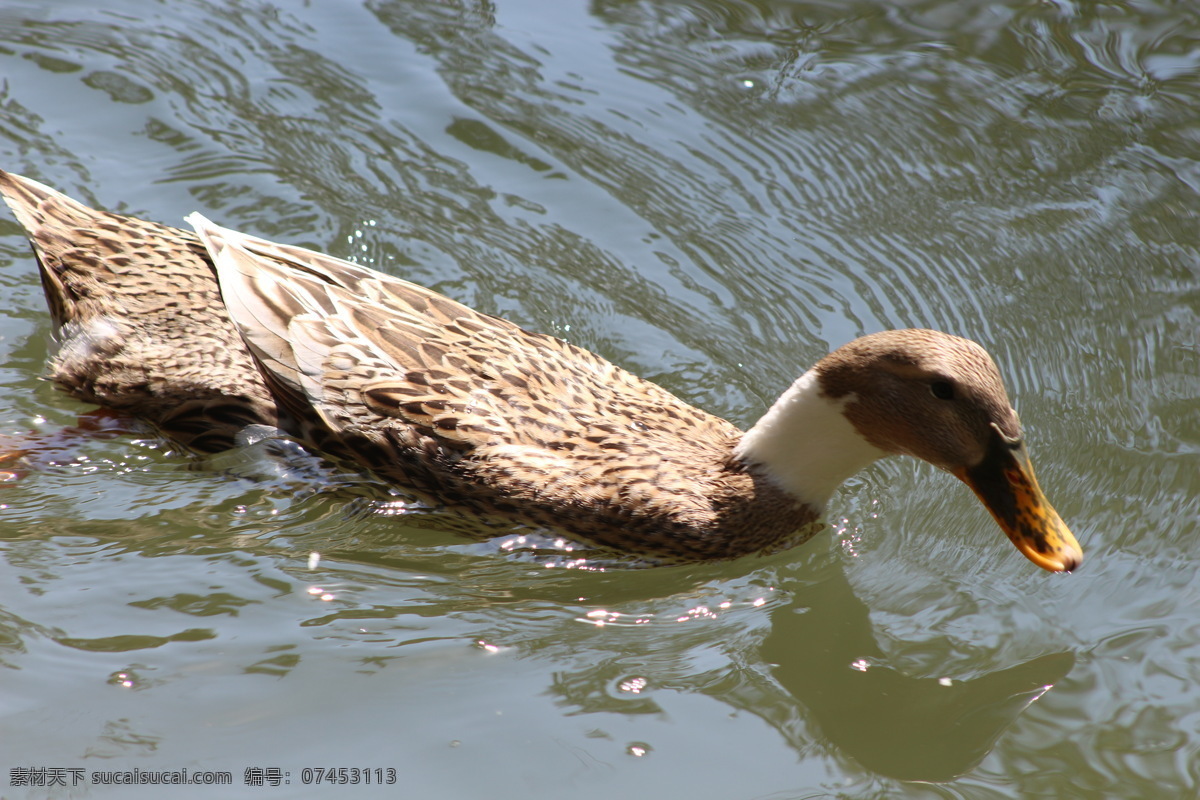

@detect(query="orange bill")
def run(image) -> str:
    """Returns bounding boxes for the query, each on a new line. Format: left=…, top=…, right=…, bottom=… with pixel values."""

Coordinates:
left=954, top=433, right=1082, bottom=572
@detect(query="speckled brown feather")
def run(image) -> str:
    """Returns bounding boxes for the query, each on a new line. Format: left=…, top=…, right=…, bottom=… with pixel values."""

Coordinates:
left=0, top=171, right=810, bottom=560
left=193, top=220, right=815, bottom=560
left=0, top=170, right=277, bottom=452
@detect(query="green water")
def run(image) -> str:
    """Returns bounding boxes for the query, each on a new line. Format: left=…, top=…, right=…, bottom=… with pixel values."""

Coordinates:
left=0, top=1, right=1197, bottom=798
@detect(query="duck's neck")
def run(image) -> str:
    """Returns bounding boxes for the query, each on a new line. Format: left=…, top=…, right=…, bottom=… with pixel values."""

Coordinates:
left=734, top=369, right=889, bottom=509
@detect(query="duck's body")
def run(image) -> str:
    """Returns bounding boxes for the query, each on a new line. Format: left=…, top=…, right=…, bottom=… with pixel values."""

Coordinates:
left=0, top=169, right=1082, bottom=570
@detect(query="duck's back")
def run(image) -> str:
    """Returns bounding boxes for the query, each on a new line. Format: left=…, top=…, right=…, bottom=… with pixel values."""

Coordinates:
left=0, top=170, right=277, bottom=451
left=196, top=220, right=794, bottom=559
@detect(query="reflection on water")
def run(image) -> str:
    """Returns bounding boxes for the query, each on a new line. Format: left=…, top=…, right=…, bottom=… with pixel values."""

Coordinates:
left=756, top=564, right=1074, bottom=782
left=0, top=0, right=1198, bottom=797
left=544, top=557, right=1075, bottom=783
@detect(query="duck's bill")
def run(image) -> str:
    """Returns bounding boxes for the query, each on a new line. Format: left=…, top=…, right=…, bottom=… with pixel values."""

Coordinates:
left=953, top=438, right=1083, bottom=572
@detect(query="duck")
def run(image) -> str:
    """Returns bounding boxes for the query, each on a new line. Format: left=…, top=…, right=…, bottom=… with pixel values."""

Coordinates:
left=0, top=169, right=1082, bottom=570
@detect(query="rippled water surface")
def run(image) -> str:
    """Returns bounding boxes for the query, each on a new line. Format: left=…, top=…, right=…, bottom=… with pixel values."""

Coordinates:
left=0, top=1, right=1197, bottom=798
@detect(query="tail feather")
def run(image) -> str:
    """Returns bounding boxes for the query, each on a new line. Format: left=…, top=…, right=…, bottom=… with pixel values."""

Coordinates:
left=0, top=170, right=278, bottom=452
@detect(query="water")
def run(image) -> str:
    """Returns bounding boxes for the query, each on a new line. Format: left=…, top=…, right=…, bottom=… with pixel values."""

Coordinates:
left=0, top=1, right=1197, bottom=797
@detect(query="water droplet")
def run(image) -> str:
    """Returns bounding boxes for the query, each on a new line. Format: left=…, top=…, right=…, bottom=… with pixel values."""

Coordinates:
left=618, top=676, right=648, bottom=694
left=109, top=670, right=137, bottom=688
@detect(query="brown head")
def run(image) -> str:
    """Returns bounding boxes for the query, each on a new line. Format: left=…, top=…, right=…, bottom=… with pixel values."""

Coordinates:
left=815, top=329, right=1082, bottom=572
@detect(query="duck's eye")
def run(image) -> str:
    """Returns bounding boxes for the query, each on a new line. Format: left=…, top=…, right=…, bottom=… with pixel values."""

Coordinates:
left=930, top=380, right=955, bottom=400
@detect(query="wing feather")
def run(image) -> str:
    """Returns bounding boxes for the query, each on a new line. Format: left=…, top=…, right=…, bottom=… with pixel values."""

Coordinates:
left=190, top=214, right=737, bottom=485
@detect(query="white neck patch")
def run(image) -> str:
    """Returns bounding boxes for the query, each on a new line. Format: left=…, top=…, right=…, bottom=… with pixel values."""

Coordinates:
left=734, top=369, right=889, bottom=508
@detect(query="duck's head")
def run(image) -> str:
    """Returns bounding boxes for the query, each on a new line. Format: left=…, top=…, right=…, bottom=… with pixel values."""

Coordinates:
left=816, top=329, right=1082, bottom=572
